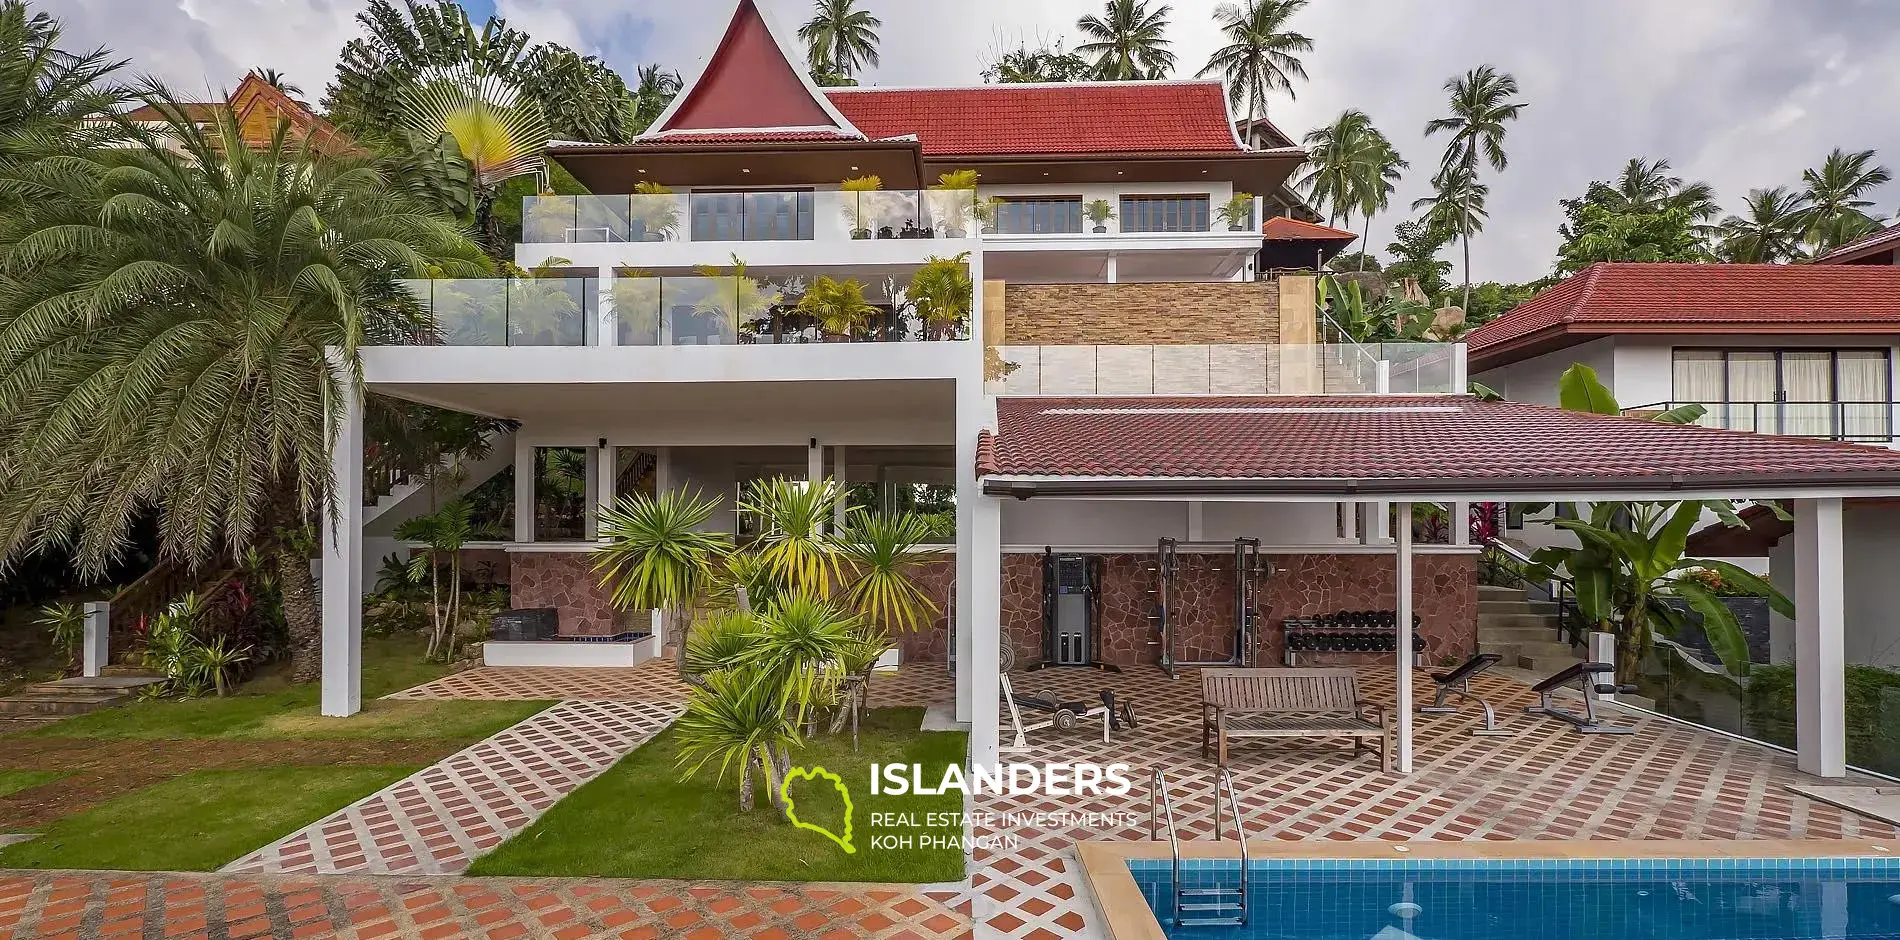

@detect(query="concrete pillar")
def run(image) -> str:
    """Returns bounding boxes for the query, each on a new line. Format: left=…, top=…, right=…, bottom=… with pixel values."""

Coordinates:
left=968, top=494, right=1003, bottom=771
left=1793, top=497, right=1847, bottom=777
left=591, top=443, right=616, bottom=540
left=321, top=369, right=365, bottom=717
left=1104, top=253, right=1118, bottom=284
left=1451, top=342, right=1469, bottom=395
left=833, top=445, right=849, bottom=527
left=807, top=439, right=823, bottom=484
left=583, top=446, right=601, bottom=540
left=82, top=602, right=109, bottom=678
left=1452, top=502, right=1471, bottom=546
left=513, top=438, right=534, bottom=543
left=1276, top=274, right=1318, bottom=394
left=1394, top=501, right=1414, bottom=774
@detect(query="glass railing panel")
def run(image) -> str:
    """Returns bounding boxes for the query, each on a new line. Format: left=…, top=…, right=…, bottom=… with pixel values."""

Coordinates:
left=1839, top=401, right=1893, bottom=442
left=1373, top=342, right=1457, bottom=394
left=924, top=189, right=978, bottom=239
left=658, top=275, right=746, bottom=345
left=416, top=278, right=509, bottom=346
left=506, top=278, right=592, bottom=346
left=624, top=194, right=685, bottom=243
left=520, top=196, right=574, bottom=244
left=609, top=273, right=662, bottom=346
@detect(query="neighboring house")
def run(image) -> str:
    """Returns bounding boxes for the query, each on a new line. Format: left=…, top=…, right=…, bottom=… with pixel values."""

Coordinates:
left=316, top=0, right=1900, bottom=779
left=1469, top=261, right=1900, bottom=670
left=1810, top=221, right=1900, bottom=266
left=109, top=72, right=354, bottom=156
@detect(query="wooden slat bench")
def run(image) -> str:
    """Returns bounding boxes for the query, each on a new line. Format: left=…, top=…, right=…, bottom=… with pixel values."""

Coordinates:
left=1199, top=667, right=1391, bottom=770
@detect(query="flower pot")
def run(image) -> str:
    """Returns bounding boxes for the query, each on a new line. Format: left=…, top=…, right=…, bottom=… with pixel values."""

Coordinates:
left=1093, top=224, right=1108, bottom=234
left=852, top=229, right=872, bottom=240
left=1228, top=221, right=1246, bottom=232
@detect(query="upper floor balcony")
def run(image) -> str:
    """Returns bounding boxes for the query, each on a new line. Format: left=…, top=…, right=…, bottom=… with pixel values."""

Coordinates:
left=996, top=341, right=1466, bottom=396
left=522, top=190, right=980, bottom=246
left=1622, top=400, right=1900, bottom=446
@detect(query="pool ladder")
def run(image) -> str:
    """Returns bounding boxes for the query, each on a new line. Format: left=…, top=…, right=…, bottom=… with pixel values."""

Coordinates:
left=1150, top=768, right=1250, bottom=928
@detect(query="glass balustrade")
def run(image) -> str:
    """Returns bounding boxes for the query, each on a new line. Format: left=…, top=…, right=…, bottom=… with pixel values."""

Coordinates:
left=608, top=272, right=952, bottom=346
left=521, top=189, right=981, bottom=244
left=401, top=278, right=595, bottom=346
left=996, top=344, right=1465, bottom=396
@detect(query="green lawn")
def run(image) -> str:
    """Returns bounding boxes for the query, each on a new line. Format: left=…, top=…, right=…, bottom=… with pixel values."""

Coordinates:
left=20, top=634, right=549, bottom=741
left=470, top=708, right=967, bottom=883
left=0, top=770, right=66, bottom=797
left=0, top=766, right=415, bottom=870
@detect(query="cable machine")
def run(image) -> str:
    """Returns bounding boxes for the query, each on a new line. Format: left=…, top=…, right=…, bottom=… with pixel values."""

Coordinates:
left=1152, top=536, right=1271, bottom=678
left=1028, top=549, right=1120, bottom=672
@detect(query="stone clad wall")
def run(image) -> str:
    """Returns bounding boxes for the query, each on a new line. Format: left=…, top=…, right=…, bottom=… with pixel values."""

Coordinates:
left=1003, top=282, right=1280, bottom=345
left=509, top=552, right=628, bottom=637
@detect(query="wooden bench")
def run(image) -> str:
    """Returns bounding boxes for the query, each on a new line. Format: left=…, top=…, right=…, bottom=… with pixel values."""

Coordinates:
left=1199, top=667, right=1391, bottom=770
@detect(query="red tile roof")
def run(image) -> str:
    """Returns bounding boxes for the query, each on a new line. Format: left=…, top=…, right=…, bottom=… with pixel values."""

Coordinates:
left=1810, top=222, right=1900, bottom=265
left=982, top=396, right=1900, bottom=494
left=825, top=81, right=1249, bottom=156
left=1263, top=217, right=1357, bottom=241
left=122, top=101, right=220, bottom=122
left=1465, top=262, right=1900, bottom=369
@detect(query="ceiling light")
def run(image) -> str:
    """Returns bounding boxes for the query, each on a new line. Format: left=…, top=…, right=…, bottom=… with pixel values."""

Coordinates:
left=850, top=165, right=859, bottom=171
left=1117, top=170, right=1124, bottom=175
left=742, top=168, right=752, bottom=173
left=638, top=168, right=647, bottom=174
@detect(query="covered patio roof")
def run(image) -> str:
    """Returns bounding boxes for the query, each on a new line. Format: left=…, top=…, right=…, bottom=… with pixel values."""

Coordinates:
left=978, top=395, right=1900, bottom=501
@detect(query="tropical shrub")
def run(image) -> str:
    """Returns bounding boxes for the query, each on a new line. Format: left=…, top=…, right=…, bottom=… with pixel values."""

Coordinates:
left=907, top=254, right=973, bottom=340
left=35, top=602, right=84, bottom=668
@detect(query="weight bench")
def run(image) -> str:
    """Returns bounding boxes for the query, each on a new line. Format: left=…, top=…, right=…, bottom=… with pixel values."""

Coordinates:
left=1419, top=653, right=1512, bottom=736
left=1524, top=661, right=1637, bottom=734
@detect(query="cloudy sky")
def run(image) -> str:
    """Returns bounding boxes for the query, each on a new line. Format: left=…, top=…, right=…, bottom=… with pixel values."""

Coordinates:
left=55, top=0, right=1900, bottom=281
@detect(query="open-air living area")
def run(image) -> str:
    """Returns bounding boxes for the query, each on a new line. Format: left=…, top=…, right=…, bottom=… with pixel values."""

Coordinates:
left=12, top=0, right=1900, bottom=937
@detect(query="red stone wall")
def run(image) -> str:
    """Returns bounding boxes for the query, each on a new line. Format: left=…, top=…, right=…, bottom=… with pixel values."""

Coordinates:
left=508, top=552, right=628, bottom=636
left=895, top=558, right=956, bottom=663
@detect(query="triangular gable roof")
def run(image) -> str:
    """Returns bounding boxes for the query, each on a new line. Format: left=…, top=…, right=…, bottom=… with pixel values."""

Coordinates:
left=640, top=0, right=865, bottom=142
left=226, top=73, right=355, bottom=156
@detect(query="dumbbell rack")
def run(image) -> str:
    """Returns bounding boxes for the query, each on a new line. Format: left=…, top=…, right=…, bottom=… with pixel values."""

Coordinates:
left=1281, top=611, right=1425, bottom=667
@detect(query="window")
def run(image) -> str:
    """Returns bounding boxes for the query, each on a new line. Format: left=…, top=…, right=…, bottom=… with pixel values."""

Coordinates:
left=1119, top=195, right=1211, bottom=233
left=990, top=196, right=1083, bottom=235
left=1670, top=348, right=1893, bottom=441
left=688, top=190, right=814, bottom=241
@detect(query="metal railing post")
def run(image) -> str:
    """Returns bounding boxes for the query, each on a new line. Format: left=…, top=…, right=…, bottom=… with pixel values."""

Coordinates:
left=82, top=601, right=109, bottom=677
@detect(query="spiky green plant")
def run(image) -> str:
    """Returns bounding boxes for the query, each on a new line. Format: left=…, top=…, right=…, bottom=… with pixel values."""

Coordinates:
left=34, top=601, right=84, bottom=665
left=795, top=276, right=880, bottom=341
left=395, top=499, right=473, bottom=661
left=594, top=487, right=730, bottom=611
left=401, top=62, right=549, bottom=255
left=907, top=253, right=972, bottom=340
left=739, top=478, right=846, bottom=594
left=674, top=663, right=803, bottom=813
left=837, top=511, right=940, bottom=634
left=187, top=634, right=251, bottom=697
left=732, top=593, right=857, bottom=726
left=684, top=609, right=755, bottom=676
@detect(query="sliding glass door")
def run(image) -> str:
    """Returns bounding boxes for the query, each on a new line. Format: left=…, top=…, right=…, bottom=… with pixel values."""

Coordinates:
left=1670, top=347, right=1892, bottom=441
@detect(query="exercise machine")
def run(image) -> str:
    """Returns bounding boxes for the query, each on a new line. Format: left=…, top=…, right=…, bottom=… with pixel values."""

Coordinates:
left=1524, top=661, right=1638, bottom=734
left=1150, top=537, right=1272, bottom=678
left=1419, top=652, right=1512, bottom=736
left=1029, top=550, right=1119, bottom=672
left=999, top=646, right=1137, bottom=753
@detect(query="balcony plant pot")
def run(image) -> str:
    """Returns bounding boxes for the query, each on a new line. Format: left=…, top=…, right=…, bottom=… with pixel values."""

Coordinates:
left=1093, top=224, right=1108, bottom=234
left=852, top=228, right=872, bottom=240
left=627, top=219, right=649, bottom=242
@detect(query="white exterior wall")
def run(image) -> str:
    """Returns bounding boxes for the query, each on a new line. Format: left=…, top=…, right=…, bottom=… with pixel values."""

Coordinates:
left=1771, top=502, right=1900, bottom=669
left=1473, top=336, right=1616, bottom=406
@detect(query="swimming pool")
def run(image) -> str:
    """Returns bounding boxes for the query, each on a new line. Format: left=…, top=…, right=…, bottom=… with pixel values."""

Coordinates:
left=1127, top=856, right=1900, bottom=940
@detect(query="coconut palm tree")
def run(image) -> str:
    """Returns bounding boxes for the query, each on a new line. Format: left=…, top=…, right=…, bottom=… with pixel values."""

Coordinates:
left=400, top=61, right=549, bottom=258
left=631, top=63, right=681, bottom=132
left=1423, top=65, right=1524, bottom=310
left=1799, top=147, right=1892, bottom=253
left=1298, top=109, right=1374, bottom=229
left=1717, top=186, right=1812, bottom=263
left=1076, top=0, right=1176, bottom=81
left=0, top=0, right=125, bottom=159
left=1600, top=157, right=1718, bottom=221
left=1197, top=0, right=1311, bottom=124
left=1412, top=162, right=1489, bottom=297
left=251, top=67, right=303, bottom=98
left=0, top=91, right=487, bottom=682
left=798, top=0, right=881, bottom=81
left=1354, top=129, right=1407, bottom=271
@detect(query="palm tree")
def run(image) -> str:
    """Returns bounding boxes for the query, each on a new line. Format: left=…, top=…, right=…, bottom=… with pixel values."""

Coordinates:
left=1423, top=65, right=1524, bottom=310
left=594, top=486, right=731, bottom=673
left=1717, top=186, right=1812, bottom=263
left=0, top=91, right=487, bottom=682
left=251, top=67, right=303, bottom=98
left=798, top=0, right=881, bottom=81
left=1602, top=157, right=1718, bottom=221
left=1355, top=130, right=1407, bottom=271
left=1800, top=147, right=1892, bottom=253
left=1412, top=162, right=1489, bottom=299
left=0, top=0, right=125, bottom=158
left=631, top=64, right=681, bottom=132
left=400, top=62, right=549, bottom=258
left=1076, top=0, right=1176, bottom=81
left=1298, top=110, right=1374, bottom=228
left=1197, top=0, right=1311, bottom=124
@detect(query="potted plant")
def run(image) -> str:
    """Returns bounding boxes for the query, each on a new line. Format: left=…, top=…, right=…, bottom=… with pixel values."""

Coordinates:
left=1084, top=198, right=1115, bottom=234
left=610, top=268, right=662, bottom=345
left=841, top=175, right=883, bottom=239
left=1218, top=192, right=1255, bottom=232
left=795, top=276, right=880, bottom=341
left=906, top=253, right=972, bottom=341
left=523, top=190, right=573, bottom=243
left=692, top=255, right=783, bottom=344
left=929, top=170, right=980, bottom=237
left=628, top=180, right=680, bottom=242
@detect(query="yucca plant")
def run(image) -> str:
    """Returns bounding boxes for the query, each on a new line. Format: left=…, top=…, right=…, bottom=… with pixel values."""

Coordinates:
left=795, top=276, right=880, bottom=341
left=684, top=609, right=755, bottom=676
left=732, top=593, right=858, bottom=728
left=837, top=511, right=940, bottom=633
left=34, top=602, right=84, bottom=668
left=674, top=664, right=803, bottom=813
left=187, top=635, right=251, bottom=697
left=711, top=550, right=778, bottom=613
left=740, top=478, right=847, bottom=594
left=595, top=487, right=732, bottom=675
left=401, top=62, right=550, bottom=256
left=828, top=624, right=894, bottom=740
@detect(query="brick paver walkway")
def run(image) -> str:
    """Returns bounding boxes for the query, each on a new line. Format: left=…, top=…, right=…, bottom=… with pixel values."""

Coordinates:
left=966, top=665, right=1900, bottom=940
left=0, top=871, right=972, bottom=939
left=223, top=701, right=682, bottom=876
left=388, top=661, right=956, bottom=708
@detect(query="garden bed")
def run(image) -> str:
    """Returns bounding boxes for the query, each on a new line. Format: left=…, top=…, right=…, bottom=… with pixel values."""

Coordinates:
left=469, top=707, right=968, bottom=883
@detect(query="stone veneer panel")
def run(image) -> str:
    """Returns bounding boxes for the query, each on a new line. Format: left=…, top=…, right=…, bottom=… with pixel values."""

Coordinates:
left=509, top=552, right=624, bottom=637
left=1004, top=281, right=1280, bottom=346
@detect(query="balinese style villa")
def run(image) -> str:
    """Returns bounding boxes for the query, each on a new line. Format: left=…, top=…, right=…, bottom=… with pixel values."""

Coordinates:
left=281, top=6, right=1900, bottom=932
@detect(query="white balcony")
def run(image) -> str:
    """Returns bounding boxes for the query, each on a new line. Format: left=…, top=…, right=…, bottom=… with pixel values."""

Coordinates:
left=996, top=343, right=1466, bottom=396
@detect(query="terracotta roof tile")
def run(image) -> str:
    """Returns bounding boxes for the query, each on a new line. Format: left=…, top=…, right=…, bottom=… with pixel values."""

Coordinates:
left=1465, top=262, right=1900, bottom=368
left=121, top=102, right=220, bottom=122
left=1263, top=217, right=1357, bottom=241
left=824, top=82, right=1246, bottom=156
left=1810, top=222, right=1900, bottom=265
left=984, top=395, right=1900, bottom=490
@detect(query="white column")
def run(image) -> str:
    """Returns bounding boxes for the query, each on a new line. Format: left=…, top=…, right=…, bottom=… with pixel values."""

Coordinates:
left=654, top=446, right=673, bottom=494
left=1186, top=502, right=1205, bottom=542
left=1793, top=497, right=1847, bottom=777
left=832, top=445, right=849, bottom=527
left=1394, top=500, right=1414, bottom=774
left=583, top=446, right=601, bottom=540
left=592, top=443, right=616, bottom=539
left=1451, top=502, right=1471, bottom=546
left=513, top=437, right=534, bottom=543
left=1105, top=253, right=1118, bottom=284
left=807, top=439, right=823, bottom=483
left=321, top=371, right=365, bottom=717
left=969, top=494, right=1003, bottom=771
left=1451, top=343, right=1469, bottom=395
left=955, top=251, right=990, bottom=729
left=1376, top=360, right=1392, bottom=394
left=1359, top=502, right=1391, bottom=544
left=82, top=601, right=109, bottom=678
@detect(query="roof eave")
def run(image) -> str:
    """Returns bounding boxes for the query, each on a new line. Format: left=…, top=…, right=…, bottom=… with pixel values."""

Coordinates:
left=981, top=472, right=1900, bottom=500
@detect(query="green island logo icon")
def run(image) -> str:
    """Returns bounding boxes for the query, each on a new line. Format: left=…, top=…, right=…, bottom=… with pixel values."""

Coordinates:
left=780, top=765, right=855, bottom=854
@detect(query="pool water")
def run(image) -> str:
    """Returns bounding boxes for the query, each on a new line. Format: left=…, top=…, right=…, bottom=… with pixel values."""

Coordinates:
left=1129, top=856, right=1900, bottom=940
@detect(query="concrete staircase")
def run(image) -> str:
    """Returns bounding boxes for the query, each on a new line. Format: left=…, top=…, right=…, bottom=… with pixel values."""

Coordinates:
left=1477, top=584, right=1585, bottom=673
left=0, top=675, right=166, bottom=725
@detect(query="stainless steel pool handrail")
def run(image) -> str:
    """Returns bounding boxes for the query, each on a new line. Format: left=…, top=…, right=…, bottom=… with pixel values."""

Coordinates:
left=1211, top=767, right=1250, bottom=924
left=1149, top=768, right=1181, bottom=926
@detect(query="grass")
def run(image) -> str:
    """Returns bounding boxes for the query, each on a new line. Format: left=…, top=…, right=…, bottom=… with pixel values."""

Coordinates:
left=20, top=634, right=549, bottom=741
left=470, top=708, right=968, bottom=883
left=0, top=766, right=415, bottom=871
left=0, top=770, right=66, bottom=796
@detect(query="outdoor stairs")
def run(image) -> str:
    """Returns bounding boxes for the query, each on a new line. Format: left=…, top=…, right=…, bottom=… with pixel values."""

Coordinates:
left=1477, top=584, right=1584, bottom=674
left=0, top=674, right=166, bottom=724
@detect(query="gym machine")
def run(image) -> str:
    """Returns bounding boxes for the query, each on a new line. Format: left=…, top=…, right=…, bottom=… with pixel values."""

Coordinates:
left=1028, top=550, right=1119, bottom=672
left=1149, top=537, right=1271, bottom=679
left=1525, top=661, right=1638, bottom=734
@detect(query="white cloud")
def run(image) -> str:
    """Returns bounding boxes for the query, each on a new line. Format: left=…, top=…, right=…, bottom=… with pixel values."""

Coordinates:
left=57, top=0, right=1900, bottom=282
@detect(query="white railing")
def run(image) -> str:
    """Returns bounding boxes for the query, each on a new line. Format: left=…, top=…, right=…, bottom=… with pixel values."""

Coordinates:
left=996, top=343, right=1463, bottom=396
